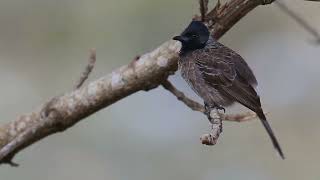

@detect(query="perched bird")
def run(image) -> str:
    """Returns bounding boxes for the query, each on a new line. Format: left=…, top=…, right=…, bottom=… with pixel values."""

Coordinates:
left=173, top=21, right=284, bottom=159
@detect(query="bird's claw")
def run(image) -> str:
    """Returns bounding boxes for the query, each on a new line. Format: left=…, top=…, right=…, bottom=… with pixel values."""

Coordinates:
left=205, top=103, right=226, bottom=113
left=215, top=105, right=225, bottom=113
left=204, top=103, right=226, bottom=123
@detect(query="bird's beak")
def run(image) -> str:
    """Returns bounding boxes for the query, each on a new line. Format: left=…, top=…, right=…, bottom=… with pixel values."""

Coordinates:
left=173, top=35, right=189, bottom=43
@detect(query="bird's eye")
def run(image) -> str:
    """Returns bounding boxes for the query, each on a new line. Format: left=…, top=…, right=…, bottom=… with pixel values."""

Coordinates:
left=192, top=34, right=198, bottom=38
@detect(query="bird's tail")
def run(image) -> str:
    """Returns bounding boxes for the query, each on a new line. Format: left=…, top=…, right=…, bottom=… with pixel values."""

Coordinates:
left=256, top=110, right=285, bottom=159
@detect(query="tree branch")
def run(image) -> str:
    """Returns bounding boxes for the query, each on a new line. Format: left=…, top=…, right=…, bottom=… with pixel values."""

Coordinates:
left=0, top=0, right=280, bottom=166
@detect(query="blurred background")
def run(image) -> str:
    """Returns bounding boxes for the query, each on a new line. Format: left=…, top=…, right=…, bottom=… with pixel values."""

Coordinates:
left=0, top=0, right=319, bottom=179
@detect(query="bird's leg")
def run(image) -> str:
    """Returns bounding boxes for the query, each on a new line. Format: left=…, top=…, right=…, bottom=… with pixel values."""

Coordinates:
left=214, top=104, right=225, bottom=113
left=204, top=103, right=213, bottom=121
left=205, top=103, right=225, bottom=116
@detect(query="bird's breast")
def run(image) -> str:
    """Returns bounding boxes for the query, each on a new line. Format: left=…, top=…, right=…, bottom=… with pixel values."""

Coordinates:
left=178, top=54, right=234, bottom=107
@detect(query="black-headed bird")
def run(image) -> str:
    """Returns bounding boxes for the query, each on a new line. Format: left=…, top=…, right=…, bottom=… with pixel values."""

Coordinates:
left=173, top=21, right=284, bottom=159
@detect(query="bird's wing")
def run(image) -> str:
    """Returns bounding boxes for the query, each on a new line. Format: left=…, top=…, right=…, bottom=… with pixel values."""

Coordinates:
left=195, top=46, right=261, bottom=111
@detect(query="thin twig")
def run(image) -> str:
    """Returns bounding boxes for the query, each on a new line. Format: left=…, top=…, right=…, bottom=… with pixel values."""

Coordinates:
left=275, top=0, right=320, bottom=43
left=162, top=79, right=205, bottom=112
left=162, top=79, right=258, bottom=121
left=223, top=111, right=258, bottom=122
left=74, top=49, right=97, bottom=89
left=205, top=0, right=221, bottom=24
left=199, top=0, right=209, bottom=22
left=162, top=79, right=223, bottom=146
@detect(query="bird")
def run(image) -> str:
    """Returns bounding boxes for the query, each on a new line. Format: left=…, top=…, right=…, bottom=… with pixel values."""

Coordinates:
left=173, top=20, right=284, bottom=159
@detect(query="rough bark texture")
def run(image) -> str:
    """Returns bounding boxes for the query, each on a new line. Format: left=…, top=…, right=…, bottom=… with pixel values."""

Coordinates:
left=0, top=0, right=274, bottom=166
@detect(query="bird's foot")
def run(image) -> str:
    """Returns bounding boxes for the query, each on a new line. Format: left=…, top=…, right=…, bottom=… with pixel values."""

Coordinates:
left=215, top=105, right=225, bottom=113
left=204, top=103, right=225, bottom=124
left=205, top=103, right=225, bottom=114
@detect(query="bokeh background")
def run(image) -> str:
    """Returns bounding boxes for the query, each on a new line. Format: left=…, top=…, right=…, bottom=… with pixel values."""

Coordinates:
left=0, top=0, right=319, bottom=179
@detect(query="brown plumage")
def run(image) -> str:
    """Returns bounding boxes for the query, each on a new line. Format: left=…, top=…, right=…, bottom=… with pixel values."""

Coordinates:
left=173, top=21, right=284, bottom=159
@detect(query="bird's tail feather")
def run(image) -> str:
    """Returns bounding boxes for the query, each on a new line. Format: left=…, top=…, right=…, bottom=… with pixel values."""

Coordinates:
left=257, top=110, right=285, bottom=159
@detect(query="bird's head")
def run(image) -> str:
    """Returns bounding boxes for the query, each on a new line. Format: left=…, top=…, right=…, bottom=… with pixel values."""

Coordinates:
left=173, top=21, right=210, bottom=53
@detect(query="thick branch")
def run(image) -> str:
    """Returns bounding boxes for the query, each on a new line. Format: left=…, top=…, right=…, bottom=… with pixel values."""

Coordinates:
left=209, top=0, right=275, bottom=39
left=0, top=0, right=274, bottom=166
left=0, top=41, right=180, bottom=166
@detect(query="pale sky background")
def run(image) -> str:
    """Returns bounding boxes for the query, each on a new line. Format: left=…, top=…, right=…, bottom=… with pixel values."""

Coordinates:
left=0, top=0, right=319, bottom=180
